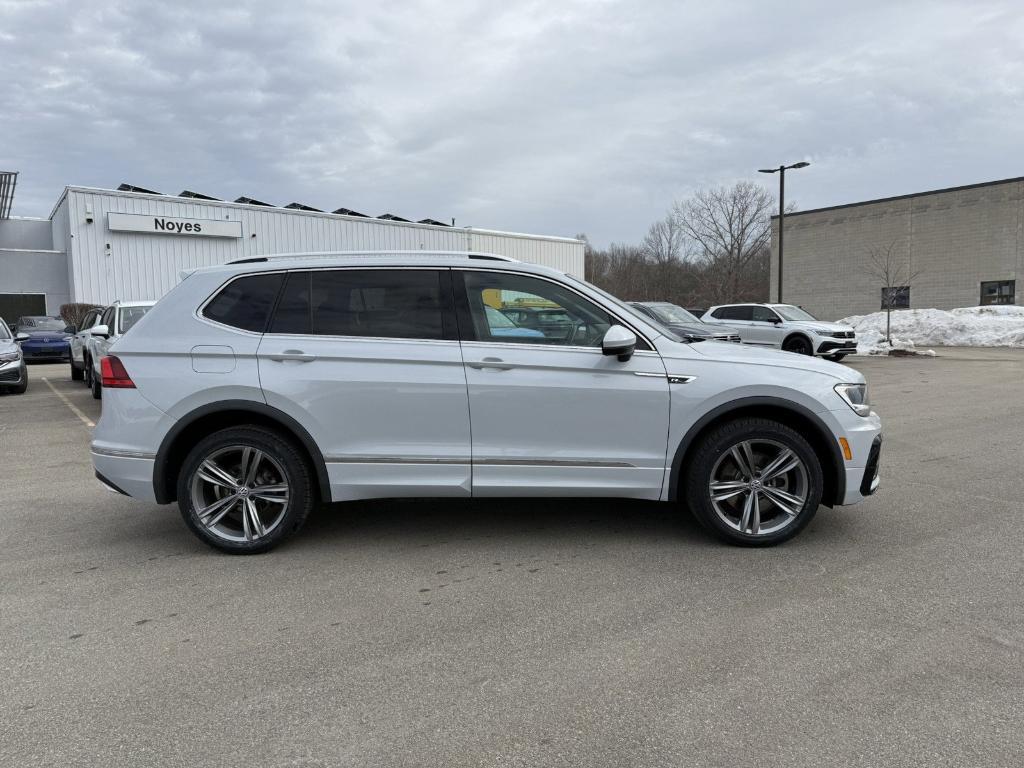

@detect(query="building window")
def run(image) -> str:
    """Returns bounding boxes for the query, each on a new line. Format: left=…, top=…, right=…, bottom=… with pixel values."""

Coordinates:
left=881, top=286, right=910, bottom=310
left=980, top=280, right=1015, bottom=306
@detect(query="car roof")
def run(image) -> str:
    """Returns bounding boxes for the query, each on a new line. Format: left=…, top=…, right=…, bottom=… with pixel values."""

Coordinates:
left=182, top=251, right=564, bottom=281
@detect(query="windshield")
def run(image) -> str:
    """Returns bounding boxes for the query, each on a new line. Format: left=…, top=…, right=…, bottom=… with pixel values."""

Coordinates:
left=119, top=306, right=152, bottom=333
left=30, top=317, right=67, bottom=331
left=648, top=304, right=702, bottom=325
left=773, top=305, right=817, bottom=322
left=485, top=305, right=516, bottom=328
left=563, top=276, right=700, bottom=344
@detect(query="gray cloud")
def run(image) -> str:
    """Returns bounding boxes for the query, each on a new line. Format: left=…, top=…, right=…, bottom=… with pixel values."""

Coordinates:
left=2, top=0, right=1021, bottom=245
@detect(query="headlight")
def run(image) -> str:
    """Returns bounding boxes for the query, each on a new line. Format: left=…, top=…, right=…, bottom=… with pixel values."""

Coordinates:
left=834, top=383, right=870, bottom=416
left=0, top=349, right=21, bottom=363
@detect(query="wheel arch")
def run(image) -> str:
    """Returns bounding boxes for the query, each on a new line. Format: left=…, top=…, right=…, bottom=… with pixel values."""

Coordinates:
left=153, top=400, right=330, bottom=504
left=668, top=397, right=844, bottom=507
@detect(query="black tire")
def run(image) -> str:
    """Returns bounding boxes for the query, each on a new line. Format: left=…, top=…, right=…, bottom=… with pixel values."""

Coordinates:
left=684, top=417, right=823, bottom=546
left=824, top=353, right=847, bottom=362
left=8, top=374, right=28, bottom=395
left=91, top=372, right=102, bottom=399
left=782, top=335, right=813, bottom=356
left=177, top=426, right=315, bottom=554
left=83, top=357, right=92, bottom=387
left=70, top=360, right=84, bottom=381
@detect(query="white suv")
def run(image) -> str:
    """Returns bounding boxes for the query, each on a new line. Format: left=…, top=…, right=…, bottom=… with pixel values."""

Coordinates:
left=86, top=300, right=155, bottom=398
left=702, top=303, right=857, bottom=361
left=91, top=252, right=882, bottom=554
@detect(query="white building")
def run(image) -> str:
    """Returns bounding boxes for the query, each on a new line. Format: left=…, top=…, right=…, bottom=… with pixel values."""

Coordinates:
left=0, top=178, right=584, bottom=318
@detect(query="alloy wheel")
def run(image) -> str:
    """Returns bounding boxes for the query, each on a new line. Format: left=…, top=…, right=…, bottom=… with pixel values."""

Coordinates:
left=708, top=438, right=809, bottom=536
left=189, top=445, right=290, bottom=543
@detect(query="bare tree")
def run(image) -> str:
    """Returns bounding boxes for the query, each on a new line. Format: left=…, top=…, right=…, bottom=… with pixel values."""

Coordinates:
left=673, top=181, right=774, bottom=304
left=863, top=240, right=923, bottom=344
left=59, top=302, right=103, bottom=330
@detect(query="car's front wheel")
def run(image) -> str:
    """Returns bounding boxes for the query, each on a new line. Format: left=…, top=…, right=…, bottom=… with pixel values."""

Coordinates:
left=177, top=426, right=315, bottom=554
left=70, top=359, right=84, bottom=381
left=685, top=417, right=823, bottom=546
left=782, top=335, right=813, bottom=356
left=91, top=371, right=102, bottom=399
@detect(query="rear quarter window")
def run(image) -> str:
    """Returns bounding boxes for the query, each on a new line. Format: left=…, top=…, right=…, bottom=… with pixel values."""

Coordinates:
left=203, top=273, right=284, bottom=332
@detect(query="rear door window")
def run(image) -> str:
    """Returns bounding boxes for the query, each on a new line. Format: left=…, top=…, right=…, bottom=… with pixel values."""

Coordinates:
left=203, top=273, right=284, bottom=332
left=714, top=306, right=753, bottom=321
left=269, top=269, right=452, bottom=340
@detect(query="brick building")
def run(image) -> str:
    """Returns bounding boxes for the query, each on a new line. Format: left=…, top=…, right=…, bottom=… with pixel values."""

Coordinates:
left=769, top=176, right=1024, bottom=320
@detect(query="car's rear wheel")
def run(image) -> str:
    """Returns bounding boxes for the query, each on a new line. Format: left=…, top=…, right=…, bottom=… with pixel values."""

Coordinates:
left=70, top=359, right=84, bottom=381
left=177, top=426, right=315, bottom=554
left=685, top=418, right=823, bottom=546
left=782, top=335, right=813, bottom=356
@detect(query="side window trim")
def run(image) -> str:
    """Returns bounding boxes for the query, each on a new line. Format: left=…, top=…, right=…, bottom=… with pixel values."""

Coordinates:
left=452, top=267, right=653, bottom=351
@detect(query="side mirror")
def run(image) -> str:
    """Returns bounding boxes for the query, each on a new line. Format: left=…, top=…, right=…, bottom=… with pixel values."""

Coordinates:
left=89, top=324, right=110, bottom=339
left=766, top=316, right=782, bottom=324
left=64, top=325, right=76, bottom=334
left=15, top=332, right=29, bottom=342
left=602, top=325, right=636, bottom=361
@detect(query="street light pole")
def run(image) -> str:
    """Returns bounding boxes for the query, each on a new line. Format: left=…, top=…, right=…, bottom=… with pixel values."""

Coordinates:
left=759, top=161, right=809, bottom=303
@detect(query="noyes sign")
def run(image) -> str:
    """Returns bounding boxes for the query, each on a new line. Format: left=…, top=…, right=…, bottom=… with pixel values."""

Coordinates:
left=108, top=212, right=242, bottom=238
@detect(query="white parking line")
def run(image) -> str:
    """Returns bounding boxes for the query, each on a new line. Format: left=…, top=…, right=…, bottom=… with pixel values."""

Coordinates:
left=41, top=377, right=96, bottom=428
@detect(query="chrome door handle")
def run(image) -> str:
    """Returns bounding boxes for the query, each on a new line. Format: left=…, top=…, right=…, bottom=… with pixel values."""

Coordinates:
left=468, top=357, right=513, bottom=370
left=268, top=350, right=316, bottom=362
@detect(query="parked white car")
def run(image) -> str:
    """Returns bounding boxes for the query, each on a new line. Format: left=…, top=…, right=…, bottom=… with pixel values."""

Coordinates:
left=91, top=252, right=882, bottom=553
left=0, top=317, right=28, bottom=394
left=702, top=303, right=858, bottom=360
left=86, top=300, right=155, bottom=399
left=70, top=306, right=105, bottom=382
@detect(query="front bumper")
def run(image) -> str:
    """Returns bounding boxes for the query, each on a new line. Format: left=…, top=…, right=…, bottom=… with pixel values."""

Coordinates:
left=831, top=409, right=882, bottom=505
left=21, top=342, right=70, bottom=361
left=0, top=358, right=26, bottom=385
left=816, top=339, right=858, bottom=355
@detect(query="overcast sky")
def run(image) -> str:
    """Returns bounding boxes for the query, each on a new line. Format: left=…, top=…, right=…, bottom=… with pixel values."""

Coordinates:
left=2, top=0, right=1021, bottom=245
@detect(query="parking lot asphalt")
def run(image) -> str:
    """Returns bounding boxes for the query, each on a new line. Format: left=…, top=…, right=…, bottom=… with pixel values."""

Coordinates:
left=1, top=350, right=1022, bottom=767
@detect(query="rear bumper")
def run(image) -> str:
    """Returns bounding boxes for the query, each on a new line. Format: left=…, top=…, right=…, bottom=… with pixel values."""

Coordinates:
left=91, top=449, right=158, bottom=502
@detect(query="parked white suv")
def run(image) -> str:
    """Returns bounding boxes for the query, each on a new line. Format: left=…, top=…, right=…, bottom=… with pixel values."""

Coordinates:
left=702, top=303, right=857, bottom=361
left=91, top=252, right=882, bottom=553
left=86, top=300, right=155, bottom=398
left=70, top=306, right=104, bottom=382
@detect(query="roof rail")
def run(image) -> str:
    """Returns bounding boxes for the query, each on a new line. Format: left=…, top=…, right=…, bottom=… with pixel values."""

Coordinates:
left=225, top=250, right=519, bottom=265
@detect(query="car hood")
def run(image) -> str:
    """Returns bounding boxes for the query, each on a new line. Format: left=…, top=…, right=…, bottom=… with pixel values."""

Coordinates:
left=664, top=322, right=713, bottom=339
left=787, top=320, right=854, bottom=333
left=656, top=335, right=859, bottom=381
left=704, top=323, right=741, bottom=335
left=20, top=331, right=71, bottom=341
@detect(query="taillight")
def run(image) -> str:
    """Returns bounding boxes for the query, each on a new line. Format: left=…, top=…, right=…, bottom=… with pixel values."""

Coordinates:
left=101, top=355, right=135, bottom=388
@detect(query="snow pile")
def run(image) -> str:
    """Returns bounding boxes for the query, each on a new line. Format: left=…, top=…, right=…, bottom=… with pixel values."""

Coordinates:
left=839, top=305, right=1024, bottom=355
